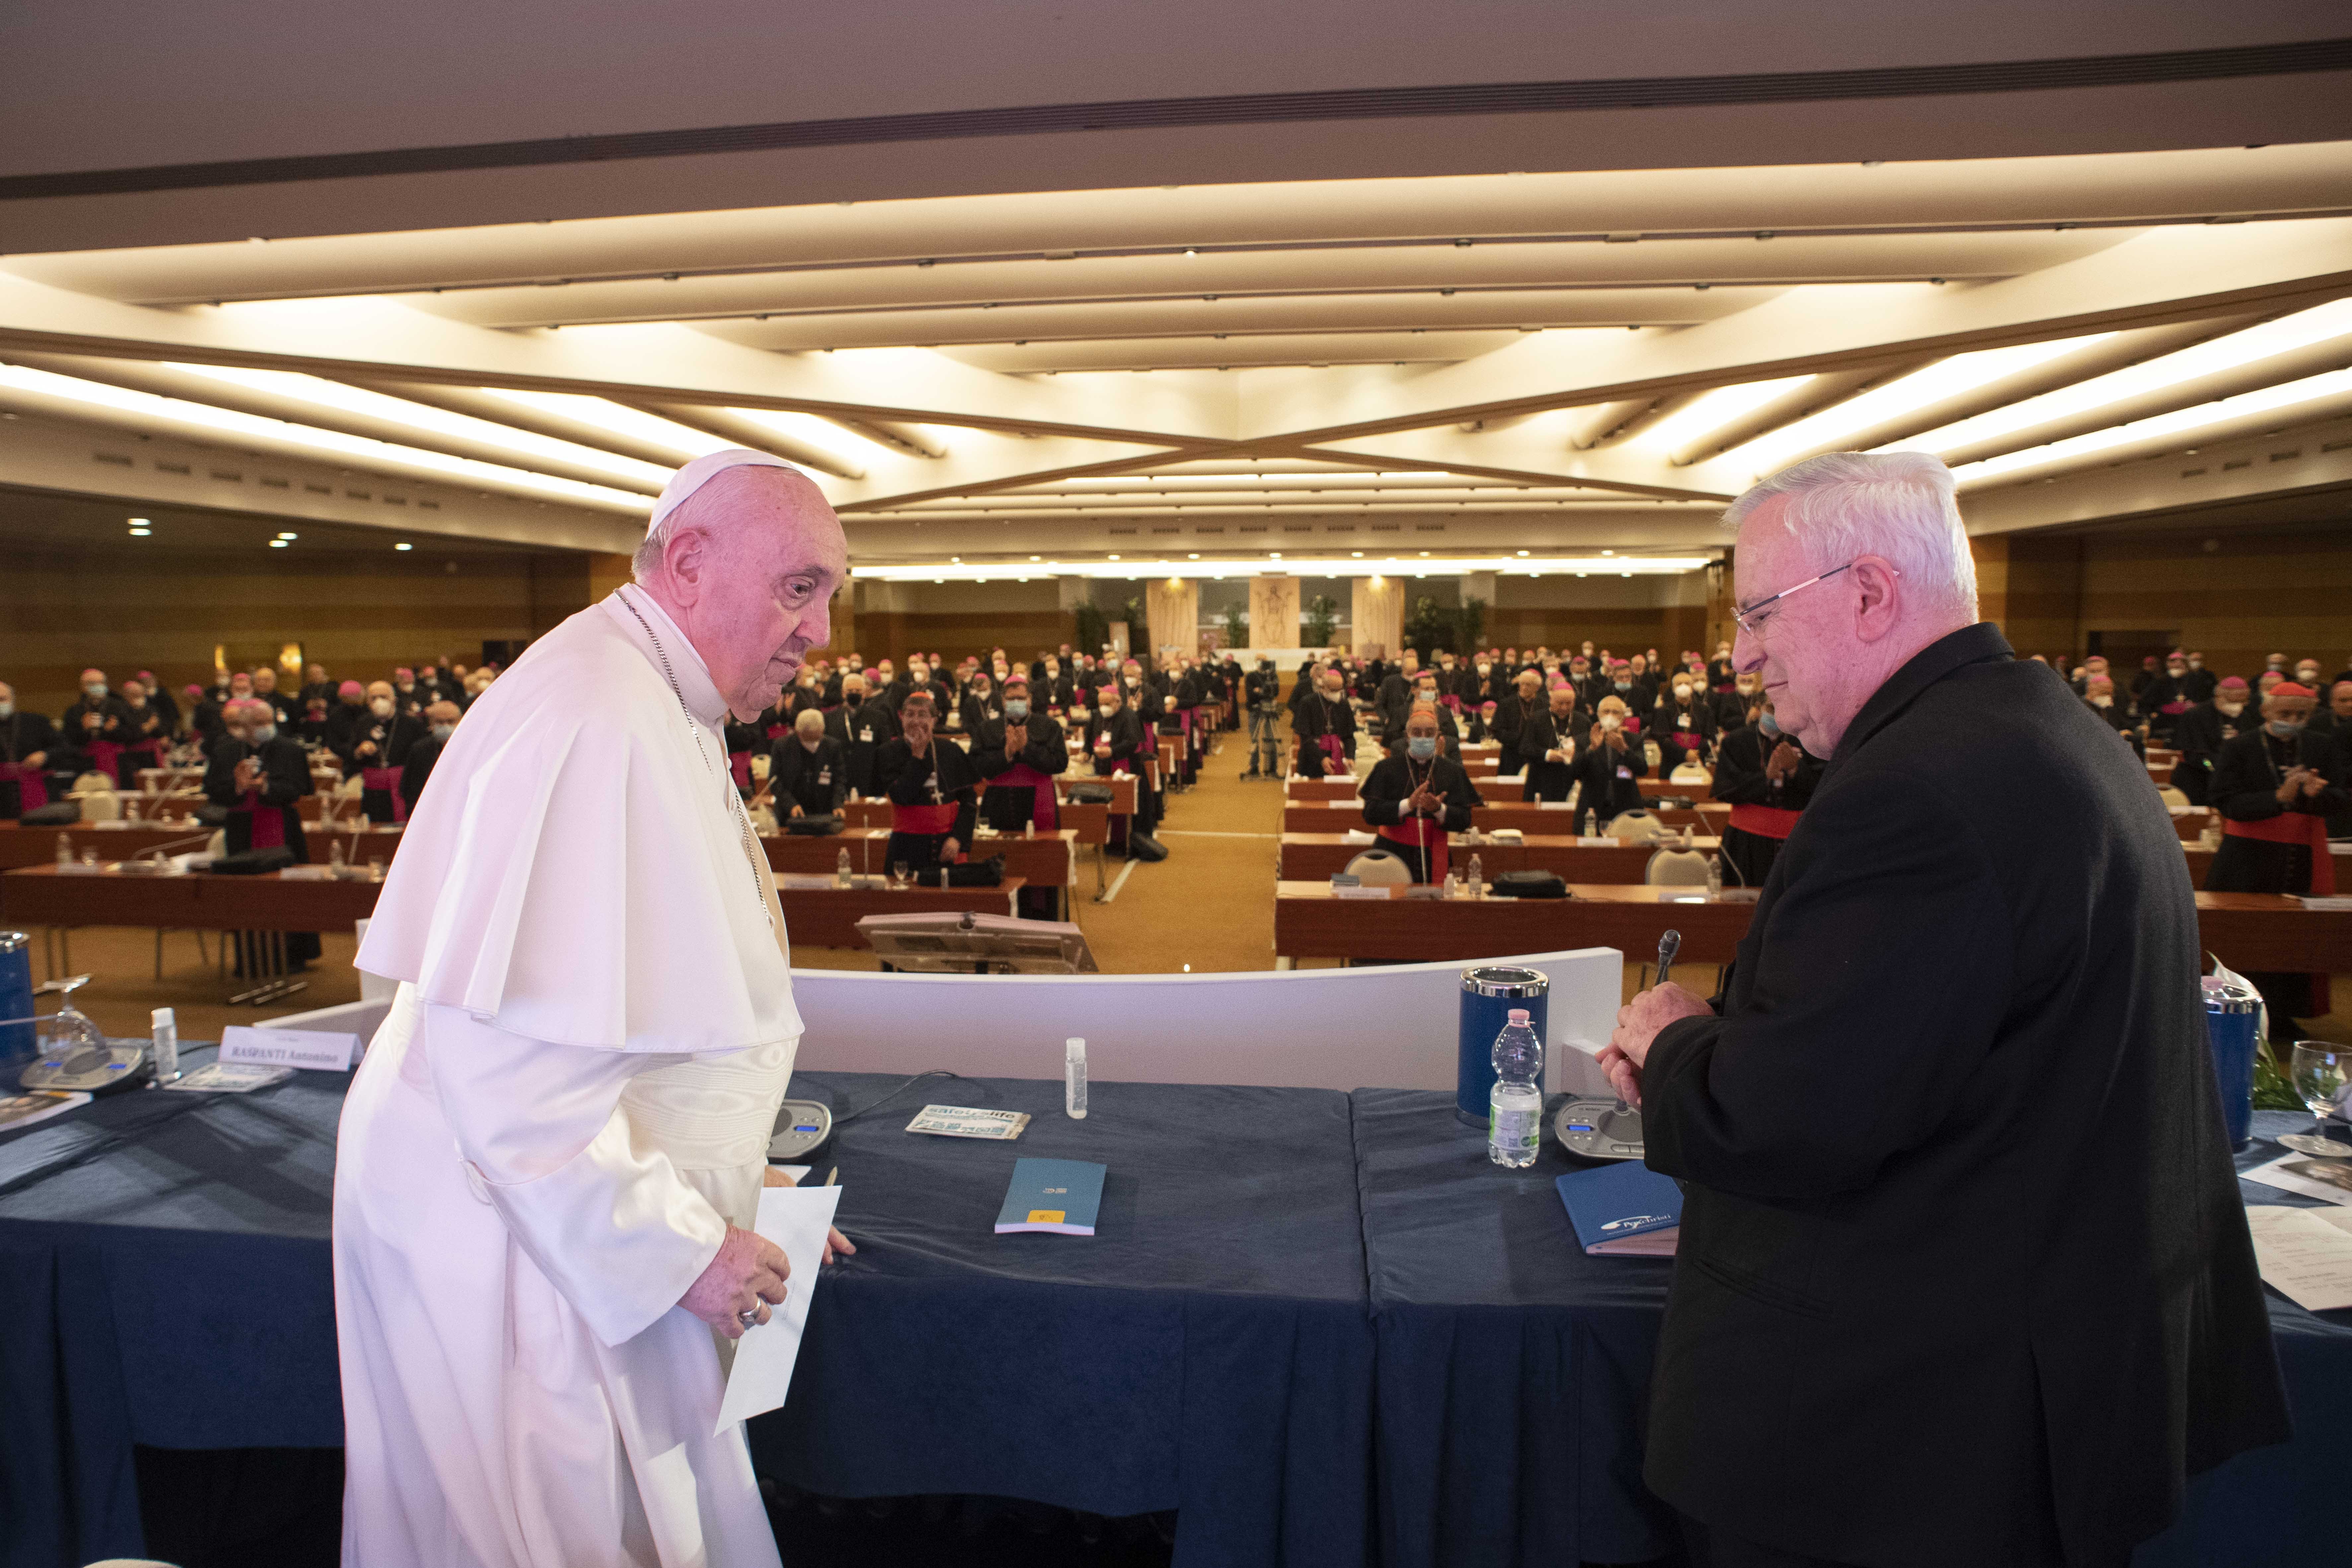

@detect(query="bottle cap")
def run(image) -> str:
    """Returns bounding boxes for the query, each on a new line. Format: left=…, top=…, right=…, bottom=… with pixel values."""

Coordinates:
left=1066, top=1036, right=1086, bottom=1058
left=151, top=1007, right=174, bottom=1028
left=1507, top=1008, right=1529, bottom=1023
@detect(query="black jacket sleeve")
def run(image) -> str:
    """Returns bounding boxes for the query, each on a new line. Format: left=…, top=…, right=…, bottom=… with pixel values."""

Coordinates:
left=1643, top=766, right=2013, bottom=1202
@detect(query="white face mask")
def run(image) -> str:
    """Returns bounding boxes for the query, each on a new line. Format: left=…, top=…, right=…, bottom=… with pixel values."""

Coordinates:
left=252, top=724, right=277, bottom=745
left=369, top=698, right=393, bottom=717
left=83, top=683, right=107, bottom=700
left=0, top=700, right=13, bottom=718
left=1673, top=684, right=1692, bottom=700
left=430, top=722, right=455, bottom=742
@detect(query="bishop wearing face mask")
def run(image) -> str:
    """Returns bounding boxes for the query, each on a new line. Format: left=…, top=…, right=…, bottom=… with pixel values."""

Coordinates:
left=397, top=701, right=462, bottom=817
left=973, top=677, right=1068, bottom=837
left=61, top=668, right=131, bottom=781
left=2172, top=675, right=2252, bottom=806
left=1292, top=669, right=1357, bottom=780
left=338, top=681, right=427, bottom=823
left=768, top=706, right=847, bottom=820
left=1651, top=673, right=1716, bottom=776
left=204, top=697, right=314, bottom=859
left=0, top=681, right=64, bottom=818
left=2202, top=681, right=2348, bottom=1032
left=1361, top=704, right=1484, bottom=881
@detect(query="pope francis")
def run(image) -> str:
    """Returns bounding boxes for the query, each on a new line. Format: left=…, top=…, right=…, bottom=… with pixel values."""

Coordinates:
left=334, top=450, right=850, bottom=1567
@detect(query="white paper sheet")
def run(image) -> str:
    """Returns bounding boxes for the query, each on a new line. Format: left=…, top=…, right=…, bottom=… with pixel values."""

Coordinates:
left=714, top=1183, right=842, bottom=1435
left=2242, top=1153, right=2352, bottom=1208
left=2245, top=1205, right=2352, bottom=1311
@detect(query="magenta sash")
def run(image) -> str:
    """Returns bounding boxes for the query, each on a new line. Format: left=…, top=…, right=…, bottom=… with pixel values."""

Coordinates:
left=0, top=762, right=46, bottom=812
left=362, top=765, right=407, bottom=822
left=728, top=750, right=752, bottom=789
left=238, top=791, right=287, bottom=851
left=995, top=761, right=1060, bottom=833
left=86, top=739, right=123, bottom=778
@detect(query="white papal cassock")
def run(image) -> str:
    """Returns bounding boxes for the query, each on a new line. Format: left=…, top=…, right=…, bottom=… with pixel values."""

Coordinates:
left=336, top=582, right=801, bottom=1568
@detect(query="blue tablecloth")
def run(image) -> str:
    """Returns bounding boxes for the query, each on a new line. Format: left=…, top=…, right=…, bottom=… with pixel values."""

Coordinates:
left=1347, top=1094, right=2352, bottom=1568
left=0, top=1056, right=1372, bottom=1568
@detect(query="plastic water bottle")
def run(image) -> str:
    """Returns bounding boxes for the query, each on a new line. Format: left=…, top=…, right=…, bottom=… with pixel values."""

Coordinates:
left=1065, top=1037, right=1089, bottom=1120
left=1488, top=1008, right=1542, bottom=1168
left=836, top=847, right=853, bottom=888
left=54, top=835, right=72, bottom=869
left=1465, top=853, right=1483, bottom=900
left=1706, top=854, right=1722, bottom=897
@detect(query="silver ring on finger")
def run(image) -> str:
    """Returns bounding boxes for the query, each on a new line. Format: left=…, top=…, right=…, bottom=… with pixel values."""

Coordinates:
left=738, top=1308, right=761, bottom=1330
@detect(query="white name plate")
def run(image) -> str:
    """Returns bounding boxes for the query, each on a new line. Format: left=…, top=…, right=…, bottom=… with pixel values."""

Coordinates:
left=219, top=1025, right=361, bottom=1071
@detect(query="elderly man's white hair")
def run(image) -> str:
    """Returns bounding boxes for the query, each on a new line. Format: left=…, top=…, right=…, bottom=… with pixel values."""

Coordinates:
left=1724, top=451, right=1978, bottom=628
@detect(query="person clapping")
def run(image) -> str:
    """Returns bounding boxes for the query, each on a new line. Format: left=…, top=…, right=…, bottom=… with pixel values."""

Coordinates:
left=1360, top=705, right=1484, bottom=882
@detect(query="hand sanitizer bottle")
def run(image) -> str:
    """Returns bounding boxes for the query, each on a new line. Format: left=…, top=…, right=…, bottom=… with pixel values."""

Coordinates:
left=1064, top=1037, right=1089, bottom=1120
left=150, top=1006, right=179, bottom=1084
left=1488, top=1009, right=1543, bottom=1168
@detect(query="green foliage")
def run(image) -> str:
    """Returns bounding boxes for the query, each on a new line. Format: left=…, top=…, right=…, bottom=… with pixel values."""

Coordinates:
left=1456, top=595, right=1487, bottom=652
left=1073, top=601, right=1109, bottom=657
left=1303, top=593, right=1340, bottom=648
left=1221, top=600, right=1250, bottom=650
left=1403, top=595, right=1453, bottom=657
left=2253, top=1042, right=2304, bottom=1111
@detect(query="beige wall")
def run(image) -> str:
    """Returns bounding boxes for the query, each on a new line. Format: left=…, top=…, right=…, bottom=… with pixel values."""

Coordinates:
left=1349, top=576, right=1403, bottom=657
left=1999, top=528, right=2352, bottom=677
left=1, top=538, right=590, bottom=715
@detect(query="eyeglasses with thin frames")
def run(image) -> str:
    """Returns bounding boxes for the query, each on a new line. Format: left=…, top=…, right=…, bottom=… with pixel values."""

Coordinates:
left=1732, top=560, right=1899, bottom=637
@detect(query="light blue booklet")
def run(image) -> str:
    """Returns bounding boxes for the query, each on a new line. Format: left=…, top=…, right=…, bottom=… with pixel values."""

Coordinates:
left=994, top=1157, right=1105, bottom=1236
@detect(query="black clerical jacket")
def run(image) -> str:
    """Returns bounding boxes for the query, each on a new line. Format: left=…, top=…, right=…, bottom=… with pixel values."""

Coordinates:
left=769, top=734, right=848, bottom=819
left=1084, top=708, right=1146, bottom=773
left=972, top=713, right=1069, bottom=830
left=873, top=736, right=979, bottom=851
left=1360, top=752, right=1480, bottom=835
left=1291, top=693, right=1355, bottom=777
left=1639, top=625, right=2287, bottom=1567
left=203, top=736, right=314, bottom=860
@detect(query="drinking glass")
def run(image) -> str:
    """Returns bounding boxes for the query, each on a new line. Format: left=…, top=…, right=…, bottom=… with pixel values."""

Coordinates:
left=2281, top=1043, right=2352, bottom=1157
left=892, top=860, right=910, bottom=888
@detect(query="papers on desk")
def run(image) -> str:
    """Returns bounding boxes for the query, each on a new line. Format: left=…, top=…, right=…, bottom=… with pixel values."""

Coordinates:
left=0, top=1090, right=91, bottom=1133
left=1341, top=829, right=1376, bottom=844
left=2294, top=895, right=2352, bottom=910
left=714, top=1182, right=842, bottom=1434
left=2243, top=1152, right=2352, bottom=1207
left=907, top=1104, right=1031, bottom=1139
left=2246, top=1205, right=2352, bottom=1310
left=162, top=1061, right=293, bottom=1094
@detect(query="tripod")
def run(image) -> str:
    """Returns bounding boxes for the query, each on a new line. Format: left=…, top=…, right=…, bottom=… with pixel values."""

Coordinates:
left=1243, top=704, right=1285, bottom=781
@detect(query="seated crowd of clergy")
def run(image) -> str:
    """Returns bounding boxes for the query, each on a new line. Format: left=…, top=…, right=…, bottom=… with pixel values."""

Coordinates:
left=1292, top=638, right=2349, bottom=1034
left=0, top=642, right=1250, bottom=890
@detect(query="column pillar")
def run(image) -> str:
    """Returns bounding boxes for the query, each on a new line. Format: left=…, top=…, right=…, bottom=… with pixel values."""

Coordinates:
left=1249, top=575, right=1300, bottom=649
left=1459, top=572, right=1497, bottom=652
left=1350, top=575, right=1403, bottom=658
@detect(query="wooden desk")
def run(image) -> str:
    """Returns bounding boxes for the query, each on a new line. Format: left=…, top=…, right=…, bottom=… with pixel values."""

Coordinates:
left=764, top=828, right=1074, bottom=917
left=1280, top=833, right=1721, bottom=885
left=0, top=821, right=403, bottom=870
left=1, top=862, right=384, bottom=980
left=775, top=878, right=1026, bottom=948
left=1273, top=880, right=1756, bottom=966
left=1282, top=801, right=1729, bottom=837
left=1272, top=878, right=2352, bottom=974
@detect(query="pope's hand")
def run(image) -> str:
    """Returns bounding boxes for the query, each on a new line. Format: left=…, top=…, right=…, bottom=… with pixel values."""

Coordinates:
left=761, top=1165, right=861, bottom=1264
left=1593, top=982, right=1714, bottom=1108
left=681, top=1224, right=790, bottom=1339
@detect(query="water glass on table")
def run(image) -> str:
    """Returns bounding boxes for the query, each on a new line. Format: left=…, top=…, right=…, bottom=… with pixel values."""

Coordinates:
left=2281, top=1043, right=2352, bottom=1157
left=891, top=859, right=910, bottom=888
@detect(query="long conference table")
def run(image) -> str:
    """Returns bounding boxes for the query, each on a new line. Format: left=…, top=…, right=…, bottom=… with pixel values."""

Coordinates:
left=0, top=864, right=1032, bottom=976
left=1272, top=880, right=2352, bottom=974
left=1, top=1054, right=2341, bottom=1568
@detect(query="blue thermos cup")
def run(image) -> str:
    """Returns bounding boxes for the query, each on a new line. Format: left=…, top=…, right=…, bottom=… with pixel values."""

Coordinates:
left=0, top=931, right=33, bottom=1085
left=2202, top=977, right=2261, bottom=1152
left=1459, top=965, right=1548, bottom=1124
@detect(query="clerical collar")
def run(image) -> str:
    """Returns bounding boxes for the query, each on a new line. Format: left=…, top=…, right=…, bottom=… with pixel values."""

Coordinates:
left=609, top=584, right=729, bottom=729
